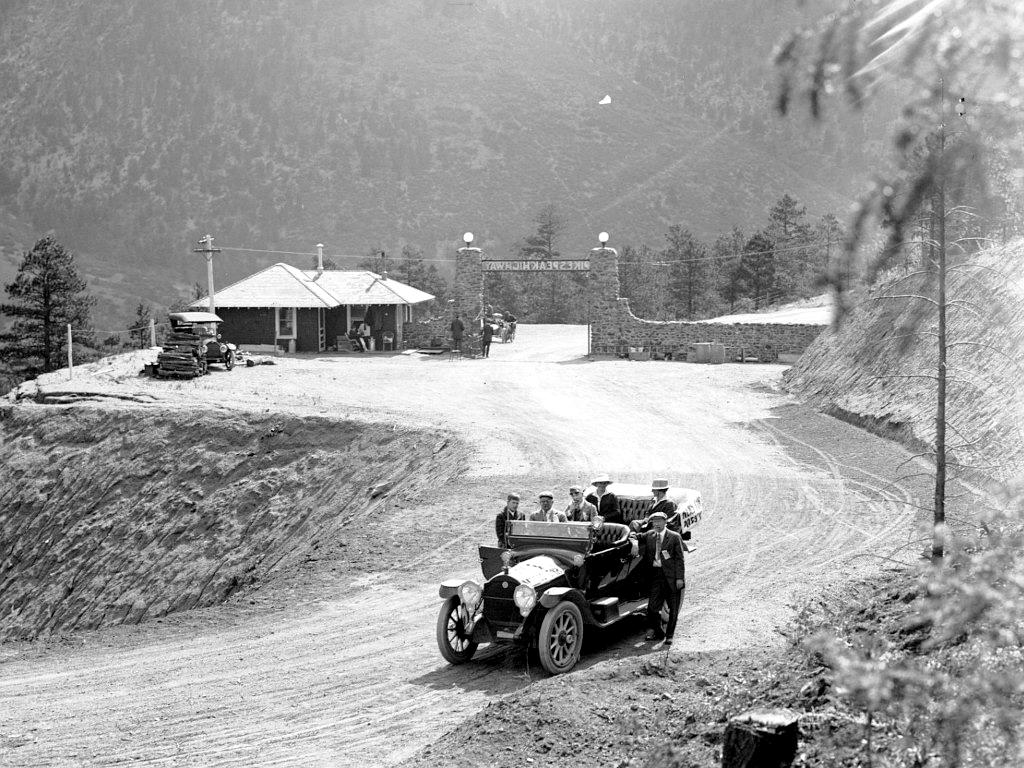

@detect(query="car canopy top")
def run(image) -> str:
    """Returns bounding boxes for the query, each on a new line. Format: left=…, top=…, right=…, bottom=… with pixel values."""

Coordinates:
left=169, top=312, right=224, bottom=324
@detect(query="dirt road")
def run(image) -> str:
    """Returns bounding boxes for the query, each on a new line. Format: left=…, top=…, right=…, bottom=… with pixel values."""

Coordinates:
left=0, top=325, right=929, bottom=766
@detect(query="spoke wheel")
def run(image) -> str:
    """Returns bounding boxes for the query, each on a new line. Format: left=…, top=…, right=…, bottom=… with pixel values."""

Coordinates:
left=436, top=596, right=478, bottom=665
left=224, top=351, right=234, bottom=371
left=538, top=601, right=584, bottom=675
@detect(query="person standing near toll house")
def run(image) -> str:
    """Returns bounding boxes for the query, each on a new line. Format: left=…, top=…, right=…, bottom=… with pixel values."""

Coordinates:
left=495, top=493, right=522, bottom=548
left=586, top=475, right=622, bottom=525
left=643, top=510, right=685, bottom=645
left=481, top=320, right=493, bottom=358
left=450, top=313, right=465, bottom=352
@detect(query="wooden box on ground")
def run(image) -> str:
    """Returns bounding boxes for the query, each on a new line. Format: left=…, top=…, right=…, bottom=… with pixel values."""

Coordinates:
left=687, top=342, right=725, bottom=364
left=722, top=708, right=799, bottom=768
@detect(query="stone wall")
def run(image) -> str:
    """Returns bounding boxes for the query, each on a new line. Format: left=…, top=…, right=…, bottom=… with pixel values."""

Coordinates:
left=400, top=242, right=824, bottom=360
left=588, top=246, right=823, bottom=361
left=402, top=314, right=448, bottom=349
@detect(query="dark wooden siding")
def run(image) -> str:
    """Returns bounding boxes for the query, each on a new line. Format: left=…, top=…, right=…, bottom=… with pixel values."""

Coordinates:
left=216, top=308, right=275, bottom=346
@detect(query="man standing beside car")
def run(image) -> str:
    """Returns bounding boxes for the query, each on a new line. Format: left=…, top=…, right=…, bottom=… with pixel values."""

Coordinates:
left=495, top=493, right=522, bottom=548
left=643, top=510, right=685, bottom=646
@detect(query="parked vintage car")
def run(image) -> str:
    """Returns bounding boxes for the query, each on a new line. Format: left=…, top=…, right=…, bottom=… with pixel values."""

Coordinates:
left=169, top=312, right=237, bottom=370
left=436, top=483, right=704, bottom=675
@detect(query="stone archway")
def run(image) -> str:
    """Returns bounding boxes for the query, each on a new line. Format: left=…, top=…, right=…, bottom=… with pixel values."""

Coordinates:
left=440, top=240, right=824, bottom=360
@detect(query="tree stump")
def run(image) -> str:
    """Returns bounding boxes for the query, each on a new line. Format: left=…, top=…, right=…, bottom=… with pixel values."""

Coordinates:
left=722, top=708, right=799, bottom=768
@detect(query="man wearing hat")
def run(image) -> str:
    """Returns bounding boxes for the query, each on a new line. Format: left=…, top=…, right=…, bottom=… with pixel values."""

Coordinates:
left=564, top=485, right=598, bottom=522
left=643, top=507, right=686, bottom=645
left=495, top=492, right=522, bottom=548
left=645, top=479, right=681, bottom=532
left=585, top=475, right=622, bottom=525
left=529, top=491, right=568, bottom=522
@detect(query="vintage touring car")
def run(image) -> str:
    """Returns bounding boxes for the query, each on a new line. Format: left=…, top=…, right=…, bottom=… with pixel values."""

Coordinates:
left=436, top=483, right=704, bottom=675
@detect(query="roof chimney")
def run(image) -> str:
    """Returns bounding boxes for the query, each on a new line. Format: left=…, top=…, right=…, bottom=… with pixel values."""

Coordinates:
left=316, top=243, right=324, bottom=274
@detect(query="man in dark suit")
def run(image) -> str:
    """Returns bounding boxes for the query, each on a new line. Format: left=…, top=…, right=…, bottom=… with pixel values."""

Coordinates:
left=495, top=493, right=521, bottom=548
left=643, top=510, right=685, bottom=645
left=585, top=475, right=622, bottom=525
left=632, top=479, right=682, bottom=534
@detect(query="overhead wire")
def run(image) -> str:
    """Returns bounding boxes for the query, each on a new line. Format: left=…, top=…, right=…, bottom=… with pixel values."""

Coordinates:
left=219, top=237, right=836, bottom=267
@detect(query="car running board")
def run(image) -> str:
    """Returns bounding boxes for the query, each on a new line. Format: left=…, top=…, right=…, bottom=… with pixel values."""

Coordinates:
left=588, top=596, right=649, bottom=628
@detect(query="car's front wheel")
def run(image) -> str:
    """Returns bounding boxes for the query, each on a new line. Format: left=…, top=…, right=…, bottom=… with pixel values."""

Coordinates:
left=224, top=351, right=234, bottom=370
left=538, top=601, right=584, bottom=675
left=436, top=596, right=478, bottom=665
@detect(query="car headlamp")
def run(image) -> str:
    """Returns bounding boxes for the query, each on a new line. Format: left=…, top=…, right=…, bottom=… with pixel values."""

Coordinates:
left=513, top=584, right=537, bottom=617
left=572, top=553, right=585, bottom=567
left=458, top=581, right=482, bottom=611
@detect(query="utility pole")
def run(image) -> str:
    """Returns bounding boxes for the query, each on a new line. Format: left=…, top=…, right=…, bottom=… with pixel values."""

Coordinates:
left=193, top=234, right=221, bottom=314
left=932, top=79, right=948, bottom=563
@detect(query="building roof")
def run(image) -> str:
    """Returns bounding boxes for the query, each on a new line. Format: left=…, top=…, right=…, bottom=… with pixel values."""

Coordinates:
left=189, top=263, right=435, bottom=309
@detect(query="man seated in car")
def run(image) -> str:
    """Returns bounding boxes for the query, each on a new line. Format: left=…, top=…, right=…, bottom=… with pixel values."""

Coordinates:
left=564, top=485, right=598, bottom=522
left=495, top=492, right=522, bottom=548
left=528, top=491, right=567, bottom=522
left=631, top=479, right=683, bottom=535
left=586, top=475, right=622, bottom=525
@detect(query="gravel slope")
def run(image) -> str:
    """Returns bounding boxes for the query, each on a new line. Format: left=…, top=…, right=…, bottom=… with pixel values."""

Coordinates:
left=0, top=325, right=939, bottom=766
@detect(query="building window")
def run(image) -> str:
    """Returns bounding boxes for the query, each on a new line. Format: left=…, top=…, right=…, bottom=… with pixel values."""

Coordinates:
left=277, top=307, right=296, bottom=338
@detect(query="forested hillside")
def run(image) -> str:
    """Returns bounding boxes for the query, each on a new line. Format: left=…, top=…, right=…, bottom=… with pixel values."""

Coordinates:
left=0, top=0, right=892, bottom=327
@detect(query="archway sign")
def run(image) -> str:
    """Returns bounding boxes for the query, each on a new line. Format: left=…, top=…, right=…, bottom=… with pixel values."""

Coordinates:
left=481, top=259, right=590, bottom=272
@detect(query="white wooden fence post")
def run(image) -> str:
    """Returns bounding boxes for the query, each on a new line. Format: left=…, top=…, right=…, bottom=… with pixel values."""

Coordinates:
left=67, top=323, right=73, bottom=380
left=150, top=318, right=156, bottom=347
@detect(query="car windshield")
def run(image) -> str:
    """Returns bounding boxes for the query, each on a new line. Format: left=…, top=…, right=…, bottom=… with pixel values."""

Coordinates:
left=506, top=520, right=593, bottom=556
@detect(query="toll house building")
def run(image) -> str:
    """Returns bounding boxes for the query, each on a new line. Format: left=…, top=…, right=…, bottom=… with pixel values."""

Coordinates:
left=190, top=262, right=435, bottom=353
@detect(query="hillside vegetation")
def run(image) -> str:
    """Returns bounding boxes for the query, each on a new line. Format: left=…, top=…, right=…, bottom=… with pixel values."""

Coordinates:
left=0, top=0, right=890, bottom=326
left=0, top=405, right=464, bottom=641
left=785, top=238, right=1024, bottom=483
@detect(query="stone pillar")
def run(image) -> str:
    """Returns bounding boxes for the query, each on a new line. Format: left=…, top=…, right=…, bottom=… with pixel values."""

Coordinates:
left=453, top=245, right=484, bottom=353
left=588, top=245, right=622, bottom=355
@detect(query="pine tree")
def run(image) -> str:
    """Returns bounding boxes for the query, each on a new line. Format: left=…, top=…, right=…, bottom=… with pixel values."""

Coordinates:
left=392, top=244, right=449, bottom=313
left=131, top=302, right=152, bottom=349
left=0, top=235, right=94, bottom=372
left=737, top=232, right=775, bottom=309
left=767, top=194, right=813, bottom=299
left=515, top=204, right=579, bottom=323
left=663, top=225, right=708, bottom=319
left=715, top=227, right=747, bottom=312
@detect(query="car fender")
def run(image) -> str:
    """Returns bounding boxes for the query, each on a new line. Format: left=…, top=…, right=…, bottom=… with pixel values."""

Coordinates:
left=438, top=579, right=464, bottom=599
left=538, top=586, right=580, bottom=609
left=539, top=587, right=599, bottom=625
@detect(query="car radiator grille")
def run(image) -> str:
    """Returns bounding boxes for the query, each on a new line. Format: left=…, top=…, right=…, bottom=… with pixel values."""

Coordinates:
left=483, top=597, right=521, bottom=628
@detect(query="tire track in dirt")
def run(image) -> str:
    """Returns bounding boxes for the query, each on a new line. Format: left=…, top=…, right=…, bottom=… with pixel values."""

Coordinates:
left=0, top=327, right=947, bottom=767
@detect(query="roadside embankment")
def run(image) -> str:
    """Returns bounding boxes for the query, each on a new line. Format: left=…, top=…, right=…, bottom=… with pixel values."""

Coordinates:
left=784, top=239, right=1024, bottom=483
left=0, top=404, right=463, bottom=641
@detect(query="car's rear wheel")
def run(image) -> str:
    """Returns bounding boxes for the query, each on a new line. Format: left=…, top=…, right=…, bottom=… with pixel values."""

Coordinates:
left=538, top=601, right=584, bottom=675
left=436, top=596, right=478, bottom=665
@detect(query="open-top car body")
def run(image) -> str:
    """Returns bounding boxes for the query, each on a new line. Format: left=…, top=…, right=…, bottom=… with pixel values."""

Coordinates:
left=168, top=312, right=237, bottom=370
left=436, top=483, right=704, bottom=675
